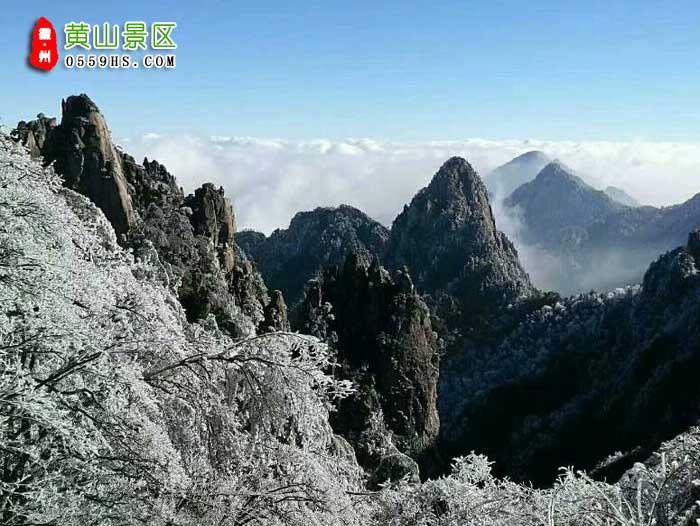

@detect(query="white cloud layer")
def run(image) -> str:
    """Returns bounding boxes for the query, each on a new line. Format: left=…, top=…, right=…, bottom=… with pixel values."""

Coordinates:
left=126, top=135, right=700, bottom=235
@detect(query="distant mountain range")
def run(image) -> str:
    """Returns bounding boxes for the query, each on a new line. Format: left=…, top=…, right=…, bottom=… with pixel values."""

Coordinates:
left=487, top=156, right=699, bottom=293
left=505, top=161, right=627, bottom=247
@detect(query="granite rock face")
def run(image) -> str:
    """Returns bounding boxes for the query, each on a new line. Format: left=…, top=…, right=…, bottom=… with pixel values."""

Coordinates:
left=388, top=156, right=534, bottom=338
left=299, top=253, right=439, bottom=473
left=15, top=94, right=280, bottom=336
left=17, top=96, right=137, bottom=236
left=13, top=113, right=57, bottom=158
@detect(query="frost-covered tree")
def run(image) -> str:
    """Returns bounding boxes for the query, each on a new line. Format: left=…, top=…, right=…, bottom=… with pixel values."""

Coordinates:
left=0, top=134, right=369, bottom=525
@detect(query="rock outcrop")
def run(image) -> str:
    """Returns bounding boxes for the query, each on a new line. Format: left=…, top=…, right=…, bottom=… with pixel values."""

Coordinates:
left=13, top=113, right=57, bottom=158
left=15, top=94, right=281, bottom=336
left=184, top=183, right=236, bottom=272
left=299, top=253, right=440, bottom=476
left=17, top=96, right=137, bottom=235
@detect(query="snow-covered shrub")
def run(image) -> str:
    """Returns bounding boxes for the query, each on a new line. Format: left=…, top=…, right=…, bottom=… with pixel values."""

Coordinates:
left=0, top=134, right=368, bottom=525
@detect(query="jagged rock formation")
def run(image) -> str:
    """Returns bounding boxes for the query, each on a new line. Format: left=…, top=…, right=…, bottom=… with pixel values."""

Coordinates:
left=13, top=113, right=57, bottom=158
left=605, top=185, right=641, bottom=207
left=184, top=183, right=236, bottom=272
left=440, top=231, right=700, bottom=486
left=388, top=156, right=534, bottom=338
left=484, top=150, right=551, bottom=198
left=299, top=253, right=439, bottom=478
left=261, top=289, right=290, bottom=332
left=15, top=94, right=281, bottom=336
left=17, top=96, right=138, bottom=235
left=238, top=205, right=390, bottom=308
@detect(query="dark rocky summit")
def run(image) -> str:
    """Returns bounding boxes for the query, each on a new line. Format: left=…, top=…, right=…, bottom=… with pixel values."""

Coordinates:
left=238, top=205, right=390, bottom=308
left=388, top=156, right=534, bottom=339
left=16, top=97, right=138, bottom=235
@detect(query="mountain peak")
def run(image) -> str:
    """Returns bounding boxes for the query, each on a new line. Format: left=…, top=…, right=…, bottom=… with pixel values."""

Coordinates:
left=485, top=151, right=551, bottom=198
left=505, top=161, right=626, bottom=249
left=388, top=157, right=534, bottom=331
left=511, top=150, right=549, bottom=163
left=240, top=204, right=390, bottom=307
left=437, top=155, right=475, bottom=173
left=423, top=156, right=489, bottom=208
left=16, top=93, right=137, bottom=235
left=535, top=160, right=584, bottom=185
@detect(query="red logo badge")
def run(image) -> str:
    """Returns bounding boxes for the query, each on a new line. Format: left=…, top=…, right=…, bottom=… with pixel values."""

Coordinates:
left=29, top=17, right=59, bottom=71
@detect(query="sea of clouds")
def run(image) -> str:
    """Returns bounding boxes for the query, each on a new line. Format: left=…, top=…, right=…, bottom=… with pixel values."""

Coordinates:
left=125, top=134, right=700, bottom=235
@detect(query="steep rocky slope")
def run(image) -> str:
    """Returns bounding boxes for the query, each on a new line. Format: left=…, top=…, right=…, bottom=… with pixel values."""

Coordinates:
left=298, top=253, right=439, bottom=477
left=14, top=95, right=437, bottom=487
left=15, top=94, right=281, bottom=336
left=237, top=205, right=389, bottom=308
left=0, top=132, right=370, bottom=525
left=388, top=157, right=535, bottom=343
left=440, top=231, right=700, bottom=485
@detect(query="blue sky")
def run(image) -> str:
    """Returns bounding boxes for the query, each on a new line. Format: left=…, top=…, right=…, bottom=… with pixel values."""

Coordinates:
left=2, top=0, right=700, bottom=141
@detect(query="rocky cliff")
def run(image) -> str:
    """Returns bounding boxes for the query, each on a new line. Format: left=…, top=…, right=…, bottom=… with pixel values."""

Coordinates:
left=16, top=97, right=137, bottom=235
left=15, top=94, right=283, bottom=336
left=298, top=253, right=439, bottom=482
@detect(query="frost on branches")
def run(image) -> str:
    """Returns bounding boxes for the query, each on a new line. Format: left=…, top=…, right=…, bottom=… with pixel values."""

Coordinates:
left=2, top=133, right=700, bottom=526
left=0, top=133, right=367, bottom=525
